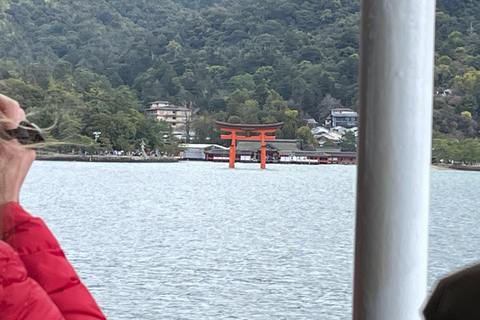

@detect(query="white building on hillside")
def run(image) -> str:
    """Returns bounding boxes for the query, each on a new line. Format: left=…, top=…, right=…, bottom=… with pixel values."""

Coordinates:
left=145, top=101, right=193, bottom=134
left=324, top=108, right=358, bottom=128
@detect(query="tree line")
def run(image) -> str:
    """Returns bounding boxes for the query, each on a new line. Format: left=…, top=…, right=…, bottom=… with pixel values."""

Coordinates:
left=0, top=0, right=479, bottom=156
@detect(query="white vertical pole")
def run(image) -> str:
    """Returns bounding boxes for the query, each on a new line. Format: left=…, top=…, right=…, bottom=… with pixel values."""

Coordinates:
left=353, top=0, right=435, bottom=319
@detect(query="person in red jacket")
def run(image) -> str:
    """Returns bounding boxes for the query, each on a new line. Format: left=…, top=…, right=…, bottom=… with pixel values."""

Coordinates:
left=0, top=93, right=106, bottom=319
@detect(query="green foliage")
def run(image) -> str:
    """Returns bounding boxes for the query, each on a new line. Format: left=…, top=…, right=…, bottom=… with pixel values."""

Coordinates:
left=0, top=0, right=477, bottom=152
left=135, top=117, right=173, bottom=150
left=0, top=79, right=44, bottom=107
left=192, top=112, right=221, bottom=143
left=0, top=0, right=362, bottom=120
left=296, top=125, right=318, bottom=151
left=0, top=74, right=178, bottom=153
left=227, top=115, right=242, bottom=124
left=461, top=110, right=472, bottom=119
left=433, top=135, right=480, bottom=163
left=340, top=131, right=357, bottom=151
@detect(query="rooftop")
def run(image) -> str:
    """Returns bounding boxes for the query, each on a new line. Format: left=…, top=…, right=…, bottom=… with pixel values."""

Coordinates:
left=180, top=143, right=229, bottom=150
left=146, top=105, right=191, bottom=111
left=327, top=151, right=357, bottom=156
left=311, top=126, right=329, bottom=135
left=149, top=101, right=170, bottom=104
left=331, top=113, right=358, bottom=117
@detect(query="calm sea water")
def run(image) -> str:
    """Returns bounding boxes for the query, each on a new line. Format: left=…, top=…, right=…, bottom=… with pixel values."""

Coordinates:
left=21, top=161, right=480, bottom=319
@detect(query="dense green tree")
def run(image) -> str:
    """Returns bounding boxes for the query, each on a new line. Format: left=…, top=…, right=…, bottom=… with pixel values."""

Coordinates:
left=277, top=109, right=299, bottom=139
left=296, top=125, right=318, bottom=151
left=192, top=112, right=221, bottom=143
left=0, top=0, right=478, bottom=152
left=135, top=116, right=173, bottom=151
left=0, top=79, right=44, bottom=108
left=340, top=131, right=357, bottom=151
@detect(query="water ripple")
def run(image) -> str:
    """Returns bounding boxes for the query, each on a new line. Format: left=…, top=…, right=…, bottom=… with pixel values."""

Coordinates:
left=19, top=162, right=480, bottom=319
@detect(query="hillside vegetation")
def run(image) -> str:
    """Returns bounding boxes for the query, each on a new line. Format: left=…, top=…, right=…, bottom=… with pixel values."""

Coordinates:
left=0, top=0, right=479, bottom=159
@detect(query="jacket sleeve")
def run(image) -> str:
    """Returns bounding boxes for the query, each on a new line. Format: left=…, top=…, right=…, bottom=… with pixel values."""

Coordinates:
left=1, top=202, right=106, bottom=320
left=0, top=241, right=66, bottom=320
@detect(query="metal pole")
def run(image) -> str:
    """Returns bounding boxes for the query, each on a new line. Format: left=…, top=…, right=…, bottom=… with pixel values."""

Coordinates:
left=353, top=0, right=435, bottom=319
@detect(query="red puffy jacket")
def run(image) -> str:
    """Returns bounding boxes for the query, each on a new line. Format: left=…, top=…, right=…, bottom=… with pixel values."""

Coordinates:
left=0, top=202, right=106, bottom=320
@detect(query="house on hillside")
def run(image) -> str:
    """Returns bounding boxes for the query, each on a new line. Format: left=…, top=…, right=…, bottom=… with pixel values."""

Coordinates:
left=435, top=89, right=451, bottom=97
left=314, top=131, right=343, bottom=146
left=145, top=101, right=193, bottom=136
left=311, top=126, right=329, bottom=135
left=306, top=118, right=319, bottom=128
left=324, top=108, right=358, bottom=128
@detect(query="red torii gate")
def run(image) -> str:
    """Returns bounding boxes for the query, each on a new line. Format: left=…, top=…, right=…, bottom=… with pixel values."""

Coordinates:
left=215, top=121, right=284, bottom=169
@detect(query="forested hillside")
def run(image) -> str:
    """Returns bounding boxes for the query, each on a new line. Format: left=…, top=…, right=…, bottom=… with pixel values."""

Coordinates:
left=0, top=0, right=479, bottom=159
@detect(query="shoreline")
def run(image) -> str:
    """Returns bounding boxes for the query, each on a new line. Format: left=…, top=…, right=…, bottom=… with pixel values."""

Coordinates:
left=431, top=164, right=450, bottom=170
left=432, top=163, right=480, bottom=172
left=34, top=155, right=480, bottom=171
left=35, top=154, right=178, bottom=163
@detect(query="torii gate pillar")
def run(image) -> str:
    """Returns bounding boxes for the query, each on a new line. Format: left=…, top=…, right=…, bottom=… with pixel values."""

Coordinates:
left=229, top=131, right=236, bottom=168
left=260, top=133, right=266, bottom=169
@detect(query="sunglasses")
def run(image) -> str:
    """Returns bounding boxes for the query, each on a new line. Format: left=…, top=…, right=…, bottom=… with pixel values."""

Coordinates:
left=3, top=120, right=45, bottom=145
